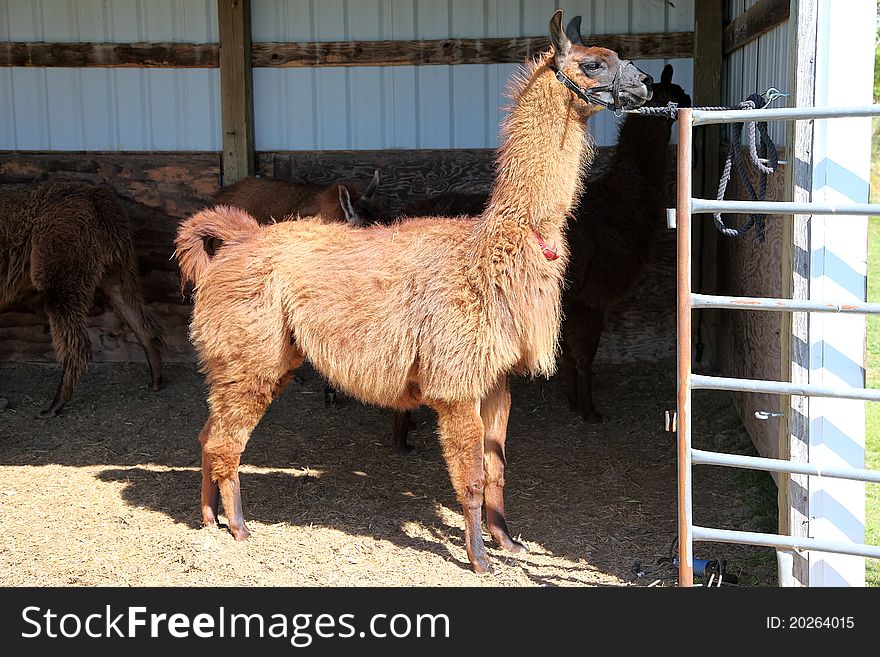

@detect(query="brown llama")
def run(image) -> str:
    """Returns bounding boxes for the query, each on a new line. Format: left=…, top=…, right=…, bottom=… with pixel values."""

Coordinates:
left=392, top=190, right=491, bottom=453
left=561, top=46, right=691, bottom=422
left=175, top=10, right=651, bottom=573
left=213, top=170, right=386, bottom=227
left=0, top=181, right=165, bottom=418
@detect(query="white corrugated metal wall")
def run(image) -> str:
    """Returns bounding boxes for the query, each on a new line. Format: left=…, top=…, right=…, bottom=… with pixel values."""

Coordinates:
left=0, top=0, right=220, bottom=151
left=0, top=0, right=694, bottom=151
left=251, top=0, right=694, bottom=150
left=723, top=0, right=790, bottom=144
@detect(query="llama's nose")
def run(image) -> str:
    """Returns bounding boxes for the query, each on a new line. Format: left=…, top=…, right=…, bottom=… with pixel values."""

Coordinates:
left=641, top=73, right=654, bottom=88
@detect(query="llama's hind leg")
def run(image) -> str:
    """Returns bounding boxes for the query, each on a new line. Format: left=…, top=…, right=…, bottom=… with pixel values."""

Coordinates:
left=39, top=291, right=93, bottom=418
left=481, top=375, right=525, bottom=553
left=100, top=265, right=165, bottom=391
left=434, top=400, right=491, bottom=573
left=201, top=355, right=301, bottom=537
left=576, top=308, right=605, bottom=423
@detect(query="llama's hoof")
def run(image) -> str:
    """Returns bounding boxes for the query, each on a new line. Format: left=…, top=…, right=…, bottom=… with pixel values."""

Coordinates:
left=150, top=377, right=163, bottom=392
left=36, top=407, right=59, bottom=419
left=229, top=524, right=251, bottom=541
left=0, top=398, right=7, bottom=412
left=582, top=411, right=604, bottom=424
left=394, top=442, right=414, bottom=455
left=470, top=554, right=494, bottom=574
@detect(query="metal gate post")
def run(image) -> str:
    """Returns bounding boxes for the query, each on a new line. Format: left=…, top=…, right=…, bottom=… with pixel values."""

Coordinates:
left=676, top=107, right=694, bottom=587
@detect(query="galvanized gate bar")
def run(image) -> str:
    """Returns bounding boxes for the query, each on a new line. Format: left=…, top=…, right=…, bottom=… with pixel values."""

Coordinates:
left=690, top=198, right=880, bottom=215
left=691, top=293, right=880, bottom=314
left=675, top=102, right=880, bottom=587
left=691, top=374, right=880, bottom=401
left=691, top=448, right=880, bottom=484
left=692, top=104, right=880, bottom=125
left=692, top=526, right=880, bottom=560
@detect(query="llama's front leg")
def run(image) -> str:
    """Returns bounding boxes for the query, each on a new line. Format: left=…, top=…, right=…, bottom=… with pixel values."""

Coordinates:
left=481, top=376, right=526, bottom=553
left=392, top=410, right=414, bottom=453
left=435, top=400, right=491, bottom=573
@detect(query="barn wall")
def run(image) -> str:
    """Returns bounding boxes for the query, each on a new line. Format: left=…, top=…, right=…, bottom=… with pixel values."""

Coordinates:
left=723, top=0, right=790, bottom=143
left=0, top=0, right=695, bottom=151
left=0, top=0, right=221, bottom=150
left=714, top=0, right=791, bottom=459
left=250, top=0, right=695, bottom=149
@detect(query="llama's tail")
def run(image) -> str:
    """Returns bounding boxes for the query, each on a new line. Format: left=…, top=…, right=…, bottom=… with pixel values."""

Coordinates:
left=175, top=205, right=260, bottom=291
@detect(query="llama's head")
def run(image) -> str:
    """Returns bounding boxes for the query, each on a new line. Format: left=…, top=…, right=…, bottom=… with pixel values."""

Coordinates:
left=335, top=170, right=391, bottom=227
left=646, top=64, right=692, bottom=110
left=550, top=11, right=652, bottom=115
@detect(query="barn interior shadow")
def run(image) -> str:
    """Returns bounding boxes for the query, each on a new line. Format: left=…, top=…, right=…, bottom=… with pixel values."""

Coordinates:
left=1, top=360, right=769, bottom=585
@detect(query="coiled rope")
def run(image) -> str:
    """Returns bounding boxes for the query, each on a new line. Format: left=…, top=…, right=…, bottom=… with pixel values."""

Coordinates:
left=627, top=88, right=787, bottom=243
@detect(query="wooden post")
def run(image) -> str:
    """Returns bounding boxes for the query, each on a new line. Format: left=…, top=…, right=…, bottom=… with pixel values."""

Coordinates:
left=218, top=0, right=254, bottom=185
left=692, top=0, right=723, bottom=368
left=778, top=0, right=817, bottom=587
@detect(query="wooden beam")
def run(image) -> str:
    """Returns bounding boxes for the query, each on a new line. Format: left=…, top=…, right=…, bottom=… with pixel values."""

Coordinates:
left=692, top=1, right=723, bottom=369
left=251, top=32, right=694, bottom=67
left=777, top=0, right=817, bottom=588
left=0, top=32, right=694, bottom=69
left=0, top=42, right=218, bottom=67
left=722, top=0, right=790, bottom=56
left=218, top=0, right=254, bottom=185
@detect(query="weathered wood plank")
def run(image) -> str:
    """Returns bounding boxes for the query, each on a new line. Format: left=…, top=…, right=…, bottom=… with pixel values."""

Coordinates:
left=218, top=0, right=255, bottom=185
left=0, top=42, right=219, bottom=68
left=0, top=33, right=694, bottom=69
left=251, top=32, right=694, bottom=67
left=722, top=0, right=790, bottom=56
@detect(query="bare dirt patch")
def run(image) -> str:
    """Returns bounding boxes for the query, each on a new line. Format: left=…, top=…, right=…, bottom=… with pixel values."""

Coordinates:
left=0, top=360, right=775, bottom=587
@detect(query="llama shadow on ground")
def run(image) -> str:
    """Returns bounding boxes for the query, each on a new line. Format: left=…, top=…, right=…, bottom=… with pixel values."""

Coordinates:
left=1, top=360, right=771, bottom=585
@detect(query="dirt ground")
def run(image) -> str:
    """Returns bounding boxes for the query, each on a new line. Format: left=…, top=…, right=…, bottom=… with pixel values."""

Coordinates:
left=0, top=360, right=776, bottom=587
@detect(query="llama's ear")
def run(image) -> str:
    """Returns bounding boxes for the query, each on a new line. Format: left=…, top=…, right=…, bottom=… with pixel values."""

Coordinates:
left=339, top=185, right=360, bottom=225
left=365, top=169, right=379, bottom=200
left=565, top=16, right=584, bottom=46
left=661, top=64, right=673, bottom=86
left=549, top=10, right=570, bottom=68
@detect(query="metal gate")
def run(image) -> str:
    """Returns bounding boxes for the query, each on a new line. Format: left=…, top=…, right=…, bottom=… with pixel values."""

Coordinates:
left=675, top=104, right=880, bottom=587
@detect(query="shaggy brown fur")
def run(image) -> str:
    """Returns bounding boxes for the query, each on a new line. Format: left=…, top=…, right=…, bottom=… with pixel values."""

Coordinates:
left=213, top=170, right=386, bottom=226
left=0, top=182, right=165, bottom=417
left=561, top=64, right=691, bottom=423
left=176, top=10, right=651, bottom=573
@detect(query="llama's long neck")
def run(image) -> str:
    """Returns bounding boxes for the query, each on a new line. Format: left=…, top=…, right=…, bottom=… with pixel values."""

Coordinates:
left=610, top=116, right=673, bottom=188
left=480, top=55, right=596, bottom=239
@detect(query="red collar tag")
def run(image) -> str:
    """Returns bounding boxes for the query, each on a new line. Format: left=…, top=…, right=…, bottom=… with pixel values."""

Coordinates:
left=532, top=228, right=559, bottom=261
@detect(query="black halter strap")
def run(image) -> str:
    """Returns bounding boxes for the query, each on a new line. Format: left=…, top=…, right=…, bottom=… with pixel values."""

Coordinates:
left=549, top=60, right=630, bottom=113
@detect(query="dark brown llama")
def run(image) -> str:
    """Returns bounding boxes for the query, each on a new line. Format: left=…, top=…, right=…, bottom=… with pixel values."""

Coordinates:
left=213, top=170, right=387, bottom=226
left=175, top=10, right=651, bottom=573
left=561, top=61, right=691, bottom=422
left=399, top=191, right=489, bottom=219
left=0, top=182, right=165, bottom=417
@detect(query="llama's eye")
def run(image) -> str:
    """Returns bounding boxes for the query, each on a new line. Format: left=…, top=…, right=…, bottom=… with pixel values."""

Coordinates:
left=582, top=62, right=602, bottom=73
